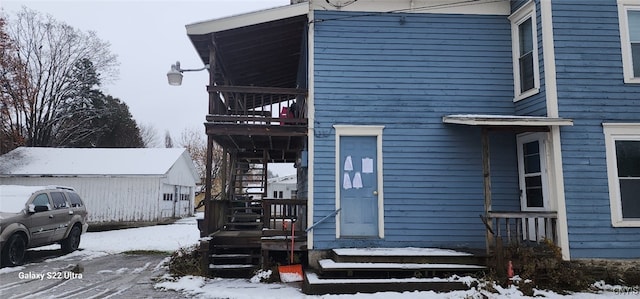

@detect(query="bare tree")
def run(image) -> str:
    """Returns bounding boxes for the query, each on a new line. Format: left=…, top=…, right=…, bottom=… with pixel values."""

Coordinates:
left=0, top=7, right=118, bottom=148
left=179, top=127, right=224, bottom=185
left=139, top=123, right=160, bottom=148
left=164, top=130, right=174, bottom=148
left=0, top=14, right=27, bottom=153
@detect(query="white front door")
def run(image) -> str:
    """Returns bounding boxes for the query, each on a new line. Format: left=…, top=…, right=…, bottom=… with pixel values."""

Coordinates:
left=517, top=133, right=551, bottom=240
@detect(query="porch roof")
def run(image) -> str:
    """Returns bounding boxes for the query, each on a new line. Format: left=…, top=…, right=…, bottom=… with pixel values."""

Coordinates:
left=442, top=114, right=573, bottom=127
left=186, top=3, right=308, bottom=89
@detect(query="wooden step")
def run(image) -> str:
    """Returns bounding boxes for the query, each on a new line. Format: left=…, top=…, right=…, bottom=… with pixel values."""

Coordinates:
left=317, top=259, right=485, bottom=277
left=332, top=247, right=486, bottom=265
left=302, top=271, right=471, bottom=295
left=209, top=264, right=255, bottom=269
left=211, top=253, right=260, bottom=259
left=227, top=213, right=261, bottom=220
left=224, top=222, right=264, bottom=231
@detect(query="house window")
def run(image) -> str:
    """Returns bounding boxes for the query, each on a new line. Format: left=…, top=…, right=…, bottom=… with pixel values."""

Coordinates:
left=163, top=193, right=174, bottom=201
left=604, top=123, right=640, bottom=227
left=273, top=191, right=278, bottom=198
left=279, top=191, right=284, bottom=199
left=618, top=2, right=640, bottom=83
left=510, top=1, right=540, bottom=100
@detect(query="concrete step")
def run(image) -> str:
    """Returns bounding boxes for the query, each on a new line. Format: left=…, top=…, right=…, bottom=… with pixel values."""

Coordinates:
left=302, top=271, right=473, bottom=295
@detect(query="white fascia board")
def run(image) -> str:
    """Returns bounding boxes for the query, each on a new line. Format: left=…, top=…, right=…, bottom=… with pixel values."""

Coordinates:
left=186, top=3, right=309, bottom=35
left=442, top=115, right=574, bottom=127
left=312, top=0, right=509, bottom=15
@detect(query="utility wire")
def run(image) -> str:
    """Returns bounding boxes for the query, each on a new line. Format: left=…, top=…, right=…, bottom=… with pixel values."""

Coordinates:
left=311, top=0, right=509, bottom=24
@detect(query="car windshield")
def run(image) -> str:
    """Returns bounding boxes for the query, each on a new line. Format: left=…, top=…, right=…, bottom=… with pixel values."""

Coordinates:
left=0, top=185, right=47, bottom=213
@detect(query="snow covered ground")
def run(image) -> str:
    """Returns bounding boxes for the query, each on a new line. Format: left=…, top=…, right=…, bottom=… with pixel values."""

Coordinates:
left=5, top=217, right=637, bottom=298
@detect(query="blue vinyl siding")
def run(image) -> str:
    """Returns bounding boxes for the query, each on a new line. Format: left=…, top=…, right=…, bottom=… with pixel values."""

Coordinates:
left=312, top=11, right=519, bottom=250
left=553, top=0, right=640, bottom=258
left=511, top=0, right=529, bottom=13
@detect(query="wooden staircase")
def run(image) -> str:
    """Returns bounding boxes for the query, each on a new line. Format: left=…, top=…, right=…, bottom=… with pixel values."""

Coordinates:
left=303, top=248, right=487, bottom=295
left=208, top=158, right=267, bottom=277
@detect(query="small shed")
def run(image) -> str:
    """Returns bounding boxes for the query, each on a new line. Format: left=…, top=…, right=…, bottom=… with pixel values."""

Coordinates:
left=0, top=147, right=199, bottom=226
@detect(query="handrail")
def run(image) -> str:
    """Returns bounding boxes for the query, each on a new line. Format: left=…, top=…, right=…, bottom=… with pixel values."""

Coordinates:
left=305, top=208, right=341, bottom=233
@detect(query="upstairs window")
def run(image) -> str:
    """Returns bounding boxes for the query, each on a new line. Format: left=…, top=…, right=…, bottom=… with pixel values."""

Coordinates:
left=618, top=2, right=640, bottom=83
left=510, top=1, right=540, bottom=100
left=604, top=123, right=640, bottom=227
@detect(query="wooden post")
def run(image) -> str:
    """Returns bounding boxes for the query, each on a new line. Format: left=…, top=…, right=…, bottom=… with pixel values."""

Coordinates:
left=205, top=136, right=214, bottom=235
left=482, top=128, right=494, bottom=255
left=221, top=147, right=228, bottom=200
left=204, top=43, right=217, bottom=237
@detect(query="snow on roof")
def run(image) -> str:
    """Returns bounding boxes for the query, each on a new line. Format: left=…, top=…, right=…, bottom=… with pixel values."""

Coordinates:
left=186, top=3, right=308, bottom=35
left=0, top=185, right=46, bottom=213
left=442, top=114, right=573, bottom=127
left=0, top=147, right=192, bottom=176
left=268, top=174, right=297, bottom=184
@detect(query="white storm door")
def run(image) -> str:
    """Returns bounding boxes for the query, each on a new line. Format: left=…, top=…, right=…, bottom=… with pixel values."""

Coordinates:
left=517, top=133, right=551, bottom=240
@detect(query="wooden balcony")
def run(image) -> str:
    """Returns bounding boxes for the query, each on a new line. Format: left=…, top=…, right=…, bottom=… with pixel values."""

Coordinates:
left=205, top=85, right=307, bottom=163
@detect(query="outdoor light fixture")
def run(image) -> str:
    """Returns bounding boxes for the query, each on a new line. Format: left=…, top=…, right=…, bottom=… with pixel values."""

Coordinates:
left=166, top=61, right=210, bottom=86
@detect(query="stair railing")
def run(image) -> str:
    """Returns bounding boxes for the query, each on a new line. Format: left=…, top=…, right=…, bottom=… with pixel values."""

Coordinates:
left=305, top=208, right=341, bottom=233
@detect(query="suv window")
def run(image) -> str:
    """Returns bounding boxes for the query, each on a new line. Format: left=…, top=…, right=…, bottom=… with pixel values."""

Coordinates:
left=50, top=192, right=68, bottom=209
left=67, top=192, right=84, bottom=207
left=32, top=193, right=51, bottom=210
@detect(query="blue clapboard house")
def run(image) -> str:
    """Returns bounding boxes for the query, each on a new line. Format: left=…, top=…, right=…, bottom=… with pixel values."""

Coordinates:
left=186, top=0, right=640, bottom=280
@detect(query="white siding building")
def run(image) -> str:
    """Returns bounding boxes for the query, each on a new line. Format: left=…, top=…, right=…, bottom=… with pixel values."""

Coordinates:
left=0, top=147, right=199, bottom=226
left=268, top=174, right=297, bottom=199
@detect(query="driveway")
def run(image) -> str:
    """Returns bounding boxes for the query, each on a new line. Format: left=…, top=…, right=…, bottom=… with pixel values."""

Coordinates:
left=0, top=249, right=187, bottom=298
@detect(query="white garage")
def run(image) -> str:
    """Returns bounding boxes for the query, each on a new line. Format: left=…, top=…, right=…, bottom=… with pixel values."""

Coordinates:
left=0, top=147, right=200, bottom=227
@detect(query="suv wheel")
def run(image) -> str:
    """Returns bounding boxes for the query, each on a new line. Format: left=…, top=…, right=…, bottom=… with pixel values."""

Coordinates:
left=2, top=234, right=27, bottom=267
left=61, top=225, right=81, bottom=253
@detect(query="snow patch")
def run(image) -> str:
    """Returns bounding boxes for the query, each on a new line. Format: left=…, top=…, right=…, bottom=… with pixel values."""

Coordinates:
left=0, top=185, right=47, bottom=213
left=333, top=247, right=473, bottom=257
left=0, top=265, right=25, bottom=274
left=250, top=269, right=272, bottom=283
left=279, top=272, right=303, bottom=283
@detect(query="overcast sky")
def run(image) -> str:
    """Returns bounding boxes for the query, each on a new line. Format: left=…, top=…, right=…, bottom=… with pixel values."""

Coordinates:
left=2, top=0, right=296, bottom=175
left=1, top=0, right=290, bottom=143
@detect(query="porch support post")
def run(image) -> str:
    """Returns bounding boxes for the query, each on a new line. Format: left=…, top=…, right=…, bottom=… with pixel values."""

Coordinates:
left=481, top=128, right=494, bottom=254
left=204, top=44, right=217, bottom=236
left=221, top=147, right=228, bottom=200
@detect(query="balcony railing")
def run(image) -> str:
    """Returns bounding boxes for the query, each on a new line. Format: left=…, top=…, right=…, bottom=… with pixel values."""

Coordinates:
left=484, top=211, right=558, bottom=246
left=262, top=199, right=307, bottom=232
left=207, top=85, right=307, bottom=126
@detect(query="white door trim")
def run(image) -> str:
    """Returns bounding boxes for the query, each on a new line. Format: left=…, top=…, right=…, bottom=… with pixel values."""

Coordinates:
left=334, top=125, right=385, bottom=239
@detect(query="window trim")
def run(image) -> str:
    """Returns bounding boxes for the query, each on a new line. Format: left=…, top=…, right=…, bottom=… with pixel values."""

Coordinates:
left=510, top=0, right=540, bottom=101
left=618, top=0, right=640, bottom=84
left=604, top=123, right=640, bottom=227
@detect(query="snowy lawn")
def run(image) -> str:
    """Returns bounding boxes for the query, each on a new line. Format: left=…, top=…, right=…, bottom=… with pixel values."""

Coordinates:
left=12, top=217, right=637, bottom=298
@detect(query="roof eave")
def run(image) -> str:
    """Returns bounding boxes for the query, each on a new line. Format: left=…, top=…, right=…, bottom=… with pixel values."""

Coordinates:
left=186, top=2, right=309, bottom=35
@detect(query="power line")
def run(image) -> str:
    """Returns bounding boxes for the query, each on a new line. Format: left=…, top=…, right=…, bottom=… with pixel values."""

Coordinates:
left=311, top=0, right=509, bottom=24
